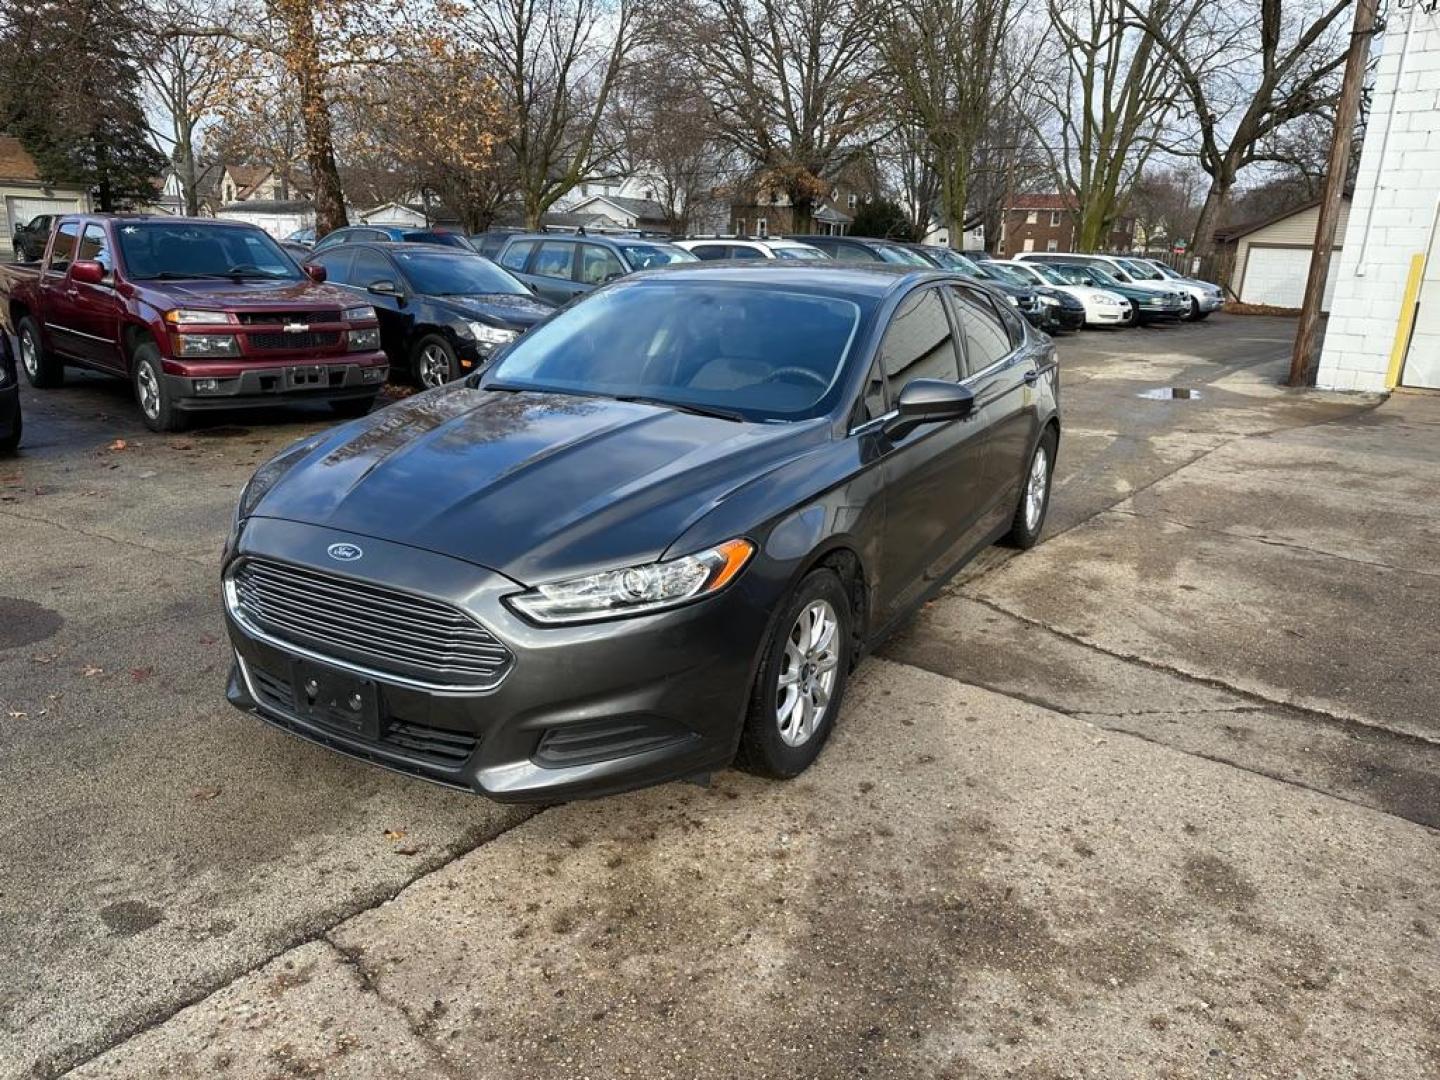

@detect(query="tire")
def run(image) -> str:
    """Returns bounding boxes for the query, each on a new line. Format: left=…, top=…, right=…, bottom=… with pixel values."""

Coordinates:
left=738, top=568, right=853, bottom=779
left=131, top=340, right=187, bottom=432
left=0, top=409, right=19, bottom=455
left=17, top=317, right=63, bottom=388
left=1186, top=296, right=1202, bottom=321
left=1003, top=427, right=1057, bottom=549
left=410, top=334, right=458, bottom=389
left=330, top=393, right=378, bottom=418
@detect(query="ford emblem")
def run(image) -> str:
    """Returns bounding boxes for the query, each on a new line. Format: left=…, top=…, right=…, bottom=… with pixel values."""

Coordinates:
left=327, top=542, right=363, bottom=562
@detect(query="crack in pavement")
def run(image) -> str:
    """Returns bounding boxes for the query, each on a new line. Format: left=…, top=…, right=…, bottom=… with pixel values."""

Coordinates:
left=0, top=506, right=214, bottom=567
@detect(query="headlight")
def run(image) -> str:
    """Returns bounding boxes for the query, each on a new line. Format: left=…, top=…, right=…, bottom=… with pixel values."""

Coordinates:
left=235, top=435, right=323, bottom=525
left=509, top=538, right=755, bottom=624
left=1039, top=295, right=1060, bottom=307
left=1005, top=295, right=1019, bottom=307
left=1097, top=293, right=1124, bottom=306
left=466, top=322, right=518, bottom=346
left=343, top=306, right=375, bottom=322
left=347, top=327, right=381, bottom=351
left=165, top=309, right=234, bottom=325
left=176, top=333, right=241, bottom=357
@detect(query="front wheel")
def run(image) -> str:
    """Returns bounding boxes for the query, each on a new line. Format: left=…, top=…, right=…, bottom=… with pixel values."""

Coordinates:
left=17, top=317, right=63, bottom=388
left=739, top=568, right=853, bottom=779
left=1004, top=428, right=1057, bottom=549
left=132, top=341, right=187, bottom=432
left=411, top=334, right=458, bottom=389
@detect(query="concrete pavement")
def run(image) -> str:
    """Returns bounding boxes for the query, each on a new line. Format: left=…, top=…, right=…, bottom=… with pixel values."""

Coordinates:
left=3, top=316, right=1438, bottom=1078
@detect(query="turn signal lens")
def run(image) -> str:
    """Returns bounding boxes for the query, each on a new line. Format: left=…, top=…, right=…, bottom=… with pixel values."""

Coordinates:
left=510, top=538, right=755, bottom=624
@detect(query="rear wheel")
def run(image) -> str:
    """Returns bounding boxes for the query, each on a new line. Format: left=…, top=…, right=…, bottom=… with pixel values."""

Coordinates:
left=1004, top=428, right=1057, bottom=549
left=132, top=341, right=186, bottom=433
left=411, top=334, right=458, bottom=389
left=738, top=568, right=853, bottom=779
left=17, top=317, right=63, bottom=388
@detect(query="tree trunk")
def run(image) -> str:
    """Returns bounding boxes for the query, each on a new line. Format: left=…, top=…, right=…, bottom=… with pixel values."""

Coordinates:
left=286, top=0, right=346, bottom=235
left=790, top=188, right=816, bottom=234
left=1188, top=177, right=1232, bottom=262
left=939, top=150, right=968, bottom=250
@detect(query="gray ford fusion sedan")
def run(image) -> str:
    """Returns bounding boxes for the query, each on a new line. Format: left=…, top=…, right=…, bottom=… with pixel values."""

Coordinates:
left=222, top=262, right=1060, bottom=802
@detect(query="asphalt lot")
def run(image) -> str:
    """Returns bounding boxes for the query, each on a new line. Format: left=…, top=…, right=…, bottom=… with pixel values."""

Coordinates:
left=2, top=316, right=1438, bottom=1078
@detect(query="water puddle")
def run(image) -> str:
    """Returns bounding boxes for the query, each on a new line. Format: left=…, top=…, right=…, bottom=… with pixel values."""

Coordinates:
left=1138, top=387, right=1202, bottom=400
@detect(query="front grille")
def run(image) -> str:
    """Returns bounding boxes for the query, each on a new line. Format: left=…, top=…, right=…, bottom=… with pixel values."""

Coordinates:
left=231, top=558, right=513, bottom=687
left=249, top=331, right=342, bottom=350
left=236, top=310, right=340, bottom=325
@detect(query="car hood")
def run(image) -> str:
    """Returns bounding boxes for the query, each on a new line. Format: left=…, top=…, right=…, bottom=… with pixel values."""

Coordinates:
left=133, top=278, right=357, bottom=311
left=251, top=384, right=828, bottom=584
left=430, top=292, right=555, bottom=329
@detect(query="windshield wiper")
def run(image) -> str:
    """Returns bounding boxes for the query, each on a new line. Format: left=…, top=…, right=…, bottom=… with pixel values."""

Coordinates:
left=615, top=396, right=748, bottom=422
left=225, top=266, right=291, bottom=280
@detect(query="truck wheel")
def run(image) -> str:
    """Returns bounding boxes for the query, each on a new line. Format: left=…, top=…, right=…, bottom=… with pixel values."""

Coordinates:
left=131, top=341, right=187, bottom=433
left=17, top=317, right=63, bottom=388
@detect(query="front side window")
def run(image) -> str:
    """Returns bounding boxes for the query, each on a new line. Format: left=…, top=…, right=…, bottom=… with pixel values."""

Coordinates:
left=77, top=224, right=113, bottom=273
left=348, top=249, right=395, bottom=289
left=47, top=221, right=80, bottom=273
left=309, top=248, right=355, bottom=283
left=531, top=241, right=575, bottom=280
left=949, top=285, right=1013, bottom=372
left=397, top=250, right=530, bottom=295
left=578, top=243, right=625, bottom=285
left=486, top=282, right=867, bottom=422
left=877, top=288, right=959, bottom=401
left=616, top=243, right=696, bottom=269
left=115, top=223, right=301, bottom=281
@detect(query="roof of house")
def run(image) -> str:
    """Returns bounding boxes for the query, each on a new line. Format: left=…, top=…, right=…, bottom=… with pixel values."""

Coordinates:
left=217, top=199, right=315, bottom=214
left=1006, top=194, right=1073, bottom=212
left=1212, top=192, right=1352, bottom=243
left=0, top=136, right=41, bottom=181
left=574, top=194, right=668, bottom=222
left=814, top=205, right=853, bottom=224
left=224, top=165, right=274, bottom=199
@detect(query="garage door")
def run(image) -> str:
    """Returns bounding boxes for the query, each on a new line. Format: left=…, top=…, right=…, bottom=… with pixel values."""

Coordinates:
left=1239, top=245, right=1342, bottom=311
left=3, top=194, right=85, bottom=250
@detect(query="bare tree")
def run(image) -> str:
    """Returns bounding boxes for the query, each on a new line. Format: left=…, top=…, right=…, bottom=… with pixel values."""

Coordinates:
left=1123, top=0, right=1357, bottom=259
left=135, top=0, right=239, bottom=214
left=681, top=0, right=882, bottom=231
left=867, top=0, right=1012, bottom=248
left=1030, top=0, right=1186, bottom=250
left=1125, top=165, right=1206, bottom=250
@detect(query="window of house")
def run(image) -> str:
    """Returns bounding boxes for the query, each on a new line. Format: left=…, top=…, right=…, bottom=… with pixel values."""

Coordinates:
left=1025, top=210, right=1038, bottom=225
left=877, top=288, right=960, bottom=400
left=847, top=193, right=858, bottom=209
left=756, top=218, right=768, bottom=238
left=736, top=218, right=747, bottom=236
left=1022, top=238, right=1036, bottom=252
left=1046, top=239, right=1059, bottom=252
left=1050, top=211, right=1062, bottom=227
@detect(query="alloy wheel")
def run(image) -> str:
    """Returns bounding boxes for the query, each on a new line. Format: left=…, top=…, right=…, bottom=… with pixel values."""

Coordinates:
left=776, top=599, right=840, bottom=747
left=19, top=331, right=38, bottom=380
left=418, top=344, right=452, bottom=388
left=1024, top=444, right=1049, bottom=533
left=136, top=360, right=161, bottom=421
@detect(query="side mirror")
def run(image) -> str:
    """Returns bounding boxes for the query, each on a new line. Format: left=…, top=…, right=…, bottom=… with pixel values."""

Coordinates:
left=367, top=279, right=401, bottom=296
left=885, top=379, right=975, bottom=440
left=303, top=263, right=327, bottom=283
left=71, top=260, right=106, bottom=286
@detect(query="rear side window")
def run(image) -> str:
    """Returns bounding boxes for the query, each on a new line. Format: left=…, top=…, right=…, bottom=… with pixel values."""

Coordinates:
left=688, top=245, right=728, bottom=261
left=499, top=239, right=535, bottom=272
left=578, top=243, right=624, bottom=285
left=77, top=224, right=113, bottom=273
left=47, top=221, right=80, bottom=273
left=877, top=288, right=959, bottom=401
left=531, top=241, right=575, bottom=280
left=949, top=286, right=1013, bottom=372
left=728, top=245, right=765, bottom=260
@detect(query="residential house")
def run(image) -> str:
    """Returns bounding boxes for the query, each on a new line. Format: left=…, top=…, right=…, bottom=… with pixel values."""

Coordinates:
left=154, top=163, right=224, bottom=216
left=997, top=194, right=1135, bottom=255
left=727, top=177, right=869, bottom=239
left=1213, top=194, right=1352, bottom=313
left=0, top=135, right=90, bottom=259
left=215, top=199, right=316, bottom=240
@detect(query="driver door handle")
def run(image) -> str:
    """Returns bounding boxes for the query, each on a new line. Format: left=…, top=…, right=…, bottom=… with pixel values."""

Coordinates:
left=1023, top=369, right=1040, bottom=386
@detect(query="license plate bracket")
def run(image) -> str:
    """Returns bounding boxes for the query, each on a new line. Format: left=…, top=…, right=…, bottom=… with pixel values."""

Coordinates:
left=291, top=659, right=379, bottom=737
left=286, top=364, right=325, bottom=389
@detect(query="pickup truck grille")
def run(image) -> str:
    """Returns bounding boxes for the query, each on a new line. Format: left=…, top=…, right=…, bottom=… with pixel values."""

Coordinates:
left=235, top=311, right=341, bottom=325
left=249, top=331, right=342, bottom=350
left=230, top=558, right=513, bottom=688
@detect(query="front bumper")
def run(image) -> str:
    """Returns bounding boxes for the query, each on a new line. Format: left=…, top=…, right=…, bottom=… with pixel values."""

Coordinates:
left=1086, top=304, right=1131, bottom=325
left=1194, top=292, right=1224, bottom=312
left=222, top=519, right=772, bottom=802
left=163, top=352, right=388, bottom=411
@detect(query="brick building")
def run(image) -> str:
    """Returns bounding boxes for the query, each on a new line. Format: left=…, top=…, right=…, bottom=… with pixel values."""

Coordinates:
left=1317, top=5, right=1440, bottom=392
left=996, top=194, right=1135, bottom=255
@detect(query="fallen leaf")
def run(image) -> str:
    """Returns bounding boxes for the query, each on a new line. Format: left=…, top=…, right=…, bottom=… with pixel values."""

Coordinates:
left=383, top=828, right=408, bottom=842
left=29, top=654, right=56, bottom=665
left=130, top=666, right=154, bottom=683
left=108, top=439, right=128, bottom=452
left=394, top=845, right=421, bottom=856
left=198, top=634, right=218, bottom=646
left=192, top=786, right=222, bottom=801
left=81, top=666, right=105, bottom=678
left=6, top=710, right=27, bottom=720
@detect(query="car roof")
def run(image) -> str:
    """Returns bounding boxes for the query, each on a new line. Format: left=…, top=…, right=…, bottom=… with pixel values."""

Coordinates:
left=497, top=232, right=676, bottom=247
left=612, top=260, right=950, bottom=299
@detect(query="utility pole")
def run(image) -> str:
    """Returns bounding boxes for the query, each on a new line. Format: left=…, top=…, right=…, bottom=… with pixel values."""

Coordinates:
left=1290, top=0, right=1381, bottom=386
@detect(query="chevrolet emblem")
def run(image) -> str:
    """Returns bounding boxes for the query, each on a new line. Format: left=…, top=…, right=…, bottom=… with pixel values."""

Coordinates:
left=283, top=322, right=310, bottom=333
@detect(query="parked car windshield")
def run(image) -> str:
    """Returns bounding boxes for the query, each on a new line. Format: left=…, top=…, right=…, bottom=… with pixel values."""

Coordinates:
left=117, top=222, right=302, bottom=281
left=1117, top=258, right=1165, bottom=281
left=394, top=250, right=531, bottom=296
left=874, top=245, right=933, bottom=267
left=1026, top=263, right=1073, bottom=286
left=773, top=246, right=830, bottom=261
left=615, top=243, right=698, bottom=269
left=983, top=263, right=1036, bottom=288
left=921, top=247, right=984, bottom=275
left=485, top=281, right=865, bottom=422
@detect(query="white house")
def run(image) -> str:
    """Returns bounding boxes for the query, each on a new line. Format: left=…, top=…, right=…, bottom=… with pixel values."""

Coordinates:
left=215, top=198, right=316, bottom=240
left=1317, top=4, right=1440, bottom=392
left=0, top=136, right=90, bottom=259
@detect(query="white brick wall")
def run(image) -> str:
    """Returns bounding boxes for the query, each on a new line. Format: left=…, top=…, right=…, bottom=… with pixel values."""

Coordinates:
left=1317, top=9, right=1440, bottom=392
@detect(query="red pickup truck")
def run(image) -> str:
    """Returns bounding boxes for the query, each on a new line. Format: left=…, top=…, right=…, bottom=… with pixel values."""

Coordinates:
left=3, top=215, right=388, bottom=431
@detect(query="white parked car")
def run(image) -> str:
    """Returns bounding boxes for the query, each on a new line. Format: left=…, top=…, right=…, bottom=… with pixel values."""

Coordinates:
left=991, top=260, right=1133, bottom=327
left=1016, top=251, right=1217, bottom=321
left=674, top=237, right=831, bottom=261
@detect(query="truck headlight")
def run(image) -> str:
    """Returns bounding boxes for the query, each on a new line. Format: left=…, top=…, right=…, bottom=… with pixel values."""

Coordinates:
left=466, top=322, right=518, bottom=346
left=165, top=309, right=235, bottom=326
left=347, top=328, right=381, bottom=351
left=176, top=334, right=241, bottom=357
left=509, top=539, right=754, bottom=624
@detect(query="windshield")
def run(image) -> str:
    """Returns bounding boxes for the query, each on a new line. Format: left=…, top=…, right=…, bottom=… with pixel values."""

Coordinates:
left=1081, top=265, right=1127, bottom=287
left=616, top=243, right=698, bottom=269
left=116, top=222, right=302, bottom=281
left=874, top=245, right=933, bottom=267
left=1027, top=263, right=1070, bottom=286
left=394, top=250, right=530, bottom=296
left=922, top=247, right=983, bottom=275
left=1118, top=258, right=1164, bottom=280
left=485, top=282, right=866, bottom=422
left=1047, top=265, right=1098, bottom=286
left=773, top=246, right=830, bottom=260
left=984, top=264, right=1036, bottom=288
